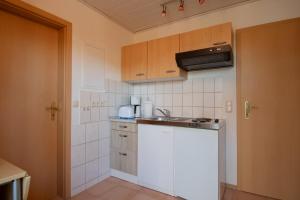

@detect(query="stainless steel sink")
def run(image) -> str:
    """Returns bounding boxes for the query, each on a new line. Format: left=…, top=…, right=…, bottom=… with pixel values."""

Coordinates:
left=148, top=117, right=186, bottom=122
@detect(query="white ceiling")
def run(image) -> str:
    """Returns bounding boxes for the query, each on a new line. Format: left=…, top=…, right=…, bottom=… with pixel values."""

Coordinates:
left=80, top=0, right=255, bottom=32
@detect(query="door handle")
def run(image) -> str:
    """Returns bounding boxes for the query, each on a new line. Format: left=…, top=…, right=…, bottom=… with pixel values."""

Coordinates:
left=119, top=134, right=128, bottom=138
left=213, top=41, right=227, bottom=46
left=165, top=70, right=176, bottom=73
left=244, top=100, right=257, bottom=119
left=46, top=102, right=59, bottom=121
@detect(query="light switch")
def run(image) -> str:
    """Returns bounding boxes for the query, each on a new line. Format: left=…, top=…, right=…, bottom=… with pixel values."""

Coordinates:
left=225, top=100, right=232, bottom=113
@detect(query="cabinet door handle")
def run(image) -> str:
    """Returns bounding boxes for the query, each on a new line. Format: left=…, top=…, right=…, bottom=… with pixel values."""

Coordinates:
left=119, top=125, right=127, bottom=129
left=136, top=73, right=144, bottom=76
left=119, top=152, right=127, bottom=156
left=119, top=134, right=128, bottom=138
left=213, top=41, right=226, bottom=46
left=166, top=70, right=176, bottom=73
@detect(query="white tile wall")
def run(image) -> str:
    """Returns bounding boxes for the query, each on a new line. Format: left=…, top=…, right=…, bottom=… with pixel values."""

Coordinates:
left=172, top=81, right=183, bottom=93
left=182, top=80, right=193, bottom=93
left=183, top=93, right=193, bottom=106
left=101, top=138, right=110, bottom=156
left=71, top=125, right=85, bottom=146
left=86, top=123, right=99, bottom=142
left=132, top=77, right=225, bottom=119
left=86, top=141, right=99, bottom=162
left=100, top=155, right=110, bottom=175
left=72, top=144, right=85, bottom=167
left=71, top=165, right=85, bottom=189
left=71, top=79, right=130, bottom=195
left=85, top=159, right=99, bottom=182
left=173, top=94, right=182, bottom=107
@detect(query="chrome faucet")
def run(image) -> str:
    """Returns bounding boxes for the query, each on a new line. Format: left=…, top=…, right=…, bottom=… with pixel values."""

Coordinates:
left=156, top=108, right=171, bottom=118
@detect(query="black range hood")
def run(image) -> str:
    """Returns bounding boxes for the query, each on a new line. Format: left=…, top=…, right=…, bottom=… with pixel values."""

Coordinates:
left=176, top=44, right=233, bottom=71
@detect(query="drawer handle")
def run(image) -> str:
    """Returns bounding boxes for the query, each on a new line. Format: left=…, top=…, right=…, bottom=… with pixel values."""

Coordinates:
left=119, top=125, right=127, bottom=129
left=213, top=41, right=226, bottom=46
left=119, top=152, right=127, bottom=156
left=136, top=73, right=144, bottom=76
left=119, top=134, right=128, bottom=138
left=166, top=70, right=176, bottom=73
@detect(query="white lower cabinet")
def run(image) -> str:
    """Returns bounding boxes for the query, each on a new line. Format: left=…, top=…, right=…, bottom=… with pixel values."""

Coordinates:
left=174, top=127, right=224, bottom=200
left=138, top=124, right=225, bottom=200
left=138, top=125, right=174, bottom=195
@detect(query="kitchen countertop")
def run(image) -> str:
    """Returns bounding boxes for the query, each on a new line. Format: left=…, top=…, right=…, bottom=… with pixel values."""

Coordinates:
left=111, top=116, right=224, bottom=130
left=110, top=116, right=137, bottom=123
left=137, top=118, right=224, bottom=130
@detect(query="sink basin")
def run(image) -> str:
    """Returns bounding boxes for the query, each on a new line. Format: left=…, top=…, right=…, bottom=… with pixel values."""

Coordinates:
left=148, top=117, right=185, bottom=122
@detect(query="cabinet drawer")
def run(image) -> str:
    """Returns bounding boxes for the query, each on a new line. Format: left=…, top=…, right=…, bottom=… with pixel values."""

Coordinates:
left=111, top=130, right=137, bottom=152
left=110, top=148, right=137, bottom=176
left=112, top=122, right=136, bottom=132
left=120, top=150, right=137, bottom=175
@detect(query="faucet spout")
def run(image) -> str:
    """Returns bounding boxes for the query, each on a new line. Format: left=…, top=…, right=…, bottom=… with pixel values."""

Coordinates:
left=156, top=108, right=171, bottom=118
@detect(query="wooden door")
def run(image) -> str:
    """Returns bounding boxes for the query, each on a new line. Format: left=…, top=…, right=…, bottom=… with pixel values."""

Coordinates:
left=0, top=9, right=59, bottom=200
left=237, top=18, right=300, bottom=200
left=148, top=35, right=185, bottom=79
left=121, top=42, right=148, bottom=81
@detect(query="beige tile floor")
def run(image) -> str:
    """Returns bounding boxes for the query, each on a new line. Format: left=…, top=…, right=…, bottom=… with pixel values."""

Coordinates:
left=72, top=177, right=275, bottom=200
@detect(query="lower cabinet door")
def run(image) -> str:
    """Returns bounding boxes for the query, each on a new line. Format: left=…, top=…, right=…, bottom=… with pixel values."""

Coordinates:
left=138, top=124, right=174, bottom=195
left=120, top=151, right=137, bottom=175
left=174, top=127, right=219, bottom=200
left=111, top=148, right=137, bottom=176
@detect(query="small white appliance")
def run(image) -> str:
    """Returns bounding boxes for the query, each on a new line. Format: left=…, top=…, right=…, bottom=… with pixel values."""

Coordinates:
left=130, top=96, right=140, bottom=105
left=130, top=96, right=141, bottom=118
left=135, top=105, right=141, bottom=118
left=118, top=105, right=134, bottom=119
left=143, top=100, right=153, bottom=118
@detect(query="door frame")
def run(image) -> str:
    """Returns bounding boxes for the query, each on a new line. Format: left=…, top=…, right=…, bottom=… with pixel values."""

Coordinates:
left=0, top=0, right=72, bottom=198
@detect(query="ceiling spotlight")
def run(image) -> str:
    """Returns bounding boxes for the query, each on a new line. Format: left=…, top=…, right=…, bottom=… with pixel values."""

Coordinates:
left=161, top=4, right=167, bottom=17
left=198, top=0, right=206, bottom=5
left=178, top=0, right=184, bottom=11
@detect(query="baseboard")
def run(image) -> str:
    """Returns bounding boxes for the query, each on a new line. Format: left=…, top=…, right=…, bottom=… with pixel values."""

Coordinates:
left=225, top=183, right=237, bottom=190
left=110, top=169, right=138, bottom=184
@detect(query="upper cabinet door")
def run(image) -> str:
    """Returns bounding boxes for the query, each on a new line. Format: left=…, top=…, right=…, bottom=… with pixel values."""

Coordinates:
left=210, top=22, right=232, bottom=46
left=148, top=35, right=186, bottom=79
left=180, top=22, right=232, bottom=52
left=122, top=42, right=148, bottom=81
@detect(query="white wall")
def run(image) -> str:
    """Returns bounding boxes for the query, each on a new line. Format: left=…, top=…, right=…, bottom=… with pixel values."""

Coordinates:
left=133, top=0, right=300, bottom=185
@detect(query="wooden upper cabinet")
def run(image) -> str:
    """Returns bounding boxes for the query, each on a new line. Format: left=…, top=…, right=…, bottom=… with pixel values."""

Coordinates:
left=210, top=22, right=232, bottom=46
left=180, top=22, right=232, bottom=52
left=122, top=42, right=148, bottom=81
left=148, top=35, right=186, bottom=79
left=121, top=23, right=232, bottom=82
